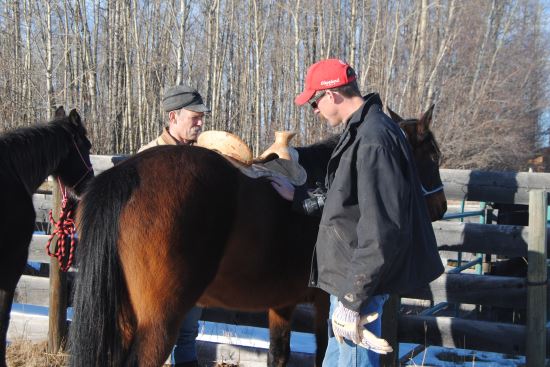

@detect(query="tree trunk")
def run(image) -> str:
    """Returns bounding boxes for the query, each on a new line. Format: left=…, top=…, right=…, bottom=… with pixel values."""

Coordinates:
left=45, top=0, right=56, bottom=116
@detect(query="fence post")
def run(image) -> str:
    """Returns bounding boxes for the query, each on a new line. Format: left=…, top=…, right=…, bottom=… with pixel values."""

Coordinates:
left=526, top=189, right=547, bottom=366
left=381, top=294, right=400, bottom=366
left=47, top=180, right=68, bottom=354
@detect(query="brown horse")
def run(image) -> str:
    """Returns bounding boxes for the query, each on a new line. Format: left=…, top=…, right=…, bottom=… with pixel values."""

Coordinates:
left=69, top=106, right=445, bottom=367
left=0, top=108, right=93, bottom=367
left=388, top=104, right=446, bottom=222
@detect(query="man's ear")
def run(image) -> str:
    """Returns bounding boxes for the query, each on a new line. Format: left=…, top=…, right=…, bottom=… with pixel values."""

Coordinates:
left=326, top=90, right=339, bottom=104
left=168, top=110, right=176, bottom=124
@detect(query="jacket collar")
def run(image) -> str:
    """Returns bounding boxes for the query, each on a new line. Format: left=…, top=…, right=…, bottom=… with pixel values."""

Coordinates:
left=330, top=93, right=383, bottom=157
left=345, top=93, right=383, bottom=129
left=160, top=127, right=195, bottom=146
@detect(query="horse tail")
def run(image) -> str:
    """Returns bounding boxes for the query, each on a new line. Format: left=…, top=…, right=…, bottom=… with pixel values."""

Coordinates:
left=69, top=163, right=140, bottom=367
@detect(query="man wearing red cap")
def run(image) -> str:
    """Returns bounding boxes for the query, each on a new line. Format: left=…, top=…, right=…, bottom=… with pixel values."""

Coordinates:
left=271, top=59, right=443, bottom=367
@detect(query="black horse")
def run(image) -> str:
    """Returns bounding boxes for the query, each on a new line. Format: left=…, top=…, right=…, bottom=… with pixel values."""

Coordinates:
left=0, top=108, right=93, bottom=367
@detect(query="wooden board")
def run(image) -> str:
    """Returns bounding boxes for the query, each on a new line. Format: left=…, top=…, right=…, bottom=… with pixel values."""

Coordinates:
left=34, top=160, right=550, bottom=205
left=27, top=221, right=542, bottom=266
left=434, top=221, right=535, bottom=257
left=440, top=169, right=550, bottom=205
left=14, top=276, right=50, bottom=307
left=28, top=235, right=53, bottom=263
left=402, top=273, right=532, bottom=309
left=398, top=315, right=550, bottom=357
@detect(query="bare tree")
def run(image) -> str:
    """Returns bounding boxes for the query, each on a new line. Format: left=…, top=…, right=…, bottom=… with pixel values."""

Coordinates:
left=0, top=0, right=548, bottom=170
left=45, top=0, right=56, bottom=117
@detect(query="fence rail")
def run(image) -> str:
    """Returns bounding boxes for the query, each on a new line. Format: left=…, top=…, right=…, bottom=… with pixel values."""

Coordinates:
left=441, top=168, right=550, bottom=205
left=398, top=315, right=550, bottom=357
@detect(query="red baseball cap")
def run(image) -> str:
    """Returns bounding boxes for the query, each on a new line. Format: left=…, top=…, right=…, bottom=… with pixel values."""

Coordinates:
left=295, top=59, right=356, bottom=106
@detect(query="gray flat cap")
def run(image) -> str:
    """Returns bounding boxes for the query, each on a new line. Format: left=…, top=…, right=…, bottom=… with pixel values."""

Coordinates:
left=162, top=84, right=211, bottom=113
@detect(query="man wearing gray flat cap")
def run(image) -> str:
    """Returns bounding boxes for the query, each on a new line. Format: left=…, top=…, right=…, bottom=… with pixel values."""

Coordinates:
left=138, top=84, right=209, bottom=367
left=138, top=84, right=210, bottom=152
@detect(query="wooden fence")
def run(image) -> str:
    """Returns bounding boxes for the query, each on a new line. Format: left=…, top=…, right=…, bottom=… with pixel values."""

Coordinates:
left=16, top=159, right=550, bottom=366
left=381, top=169, right=549, bottom=366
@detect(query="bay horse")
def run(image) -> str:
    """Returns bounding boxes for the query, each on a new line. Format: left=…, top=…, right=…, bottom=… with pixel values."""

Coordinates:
left=69, top=106, right=445, bottom=367
left=388, top=104, right=446, bottom=222
left=0, top=107, right=93, bottom=367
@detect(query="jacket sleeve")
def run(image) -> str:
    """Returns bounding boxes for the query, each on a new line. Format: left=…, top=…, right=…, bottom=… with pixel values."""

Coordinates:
left=340, top=143, right=411, bottom=311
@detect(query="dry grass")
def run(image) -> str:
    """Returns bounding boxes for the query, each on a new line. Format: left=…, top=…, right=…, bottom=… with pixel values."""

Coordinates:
left=7, top=339, right=239, bottom=367
left=6, top=340, right=68, bottom=367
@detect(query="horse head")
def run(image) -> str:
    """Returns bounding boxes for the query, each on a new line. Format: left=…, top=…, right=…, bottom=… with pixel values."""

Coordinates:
left=388, top=104, right=447, bottom=221
left=54, top=107, right=94, bottom=196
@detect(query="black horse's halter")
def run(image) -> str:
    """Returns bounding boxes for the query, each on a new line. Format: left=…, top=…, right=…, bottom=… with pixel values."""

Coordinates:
left=69, top=137, right=94, bottom=191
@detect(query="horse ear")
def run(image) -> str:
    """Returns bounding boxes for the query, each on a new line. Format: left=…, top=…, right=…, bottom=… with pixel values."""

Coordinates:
left=68, top=109, right=82, bottom=127
left=55, top=106, right=66, bottom=118
left=418, top=104, right=435, bottom=133
left=387, top=106, right=403, bottom=123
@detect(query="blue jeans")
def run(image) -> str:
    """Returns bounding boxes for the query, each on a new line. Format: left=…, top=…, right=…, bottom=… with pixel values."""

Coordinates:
left=168, top=306, right=203, bottom=364
left=322, top=294, right=389, bottom=367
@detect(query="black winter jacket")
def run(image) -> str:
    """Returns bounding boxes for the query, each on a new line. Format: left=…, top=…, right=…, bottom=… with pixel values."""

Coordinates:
left=310, top=93, right=444, bottom=312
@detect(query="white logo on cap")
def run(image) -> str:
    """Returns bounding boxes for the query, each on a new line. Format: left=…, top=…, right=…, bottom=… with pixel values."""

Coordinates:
left=320, top=78, right=340, bottom=86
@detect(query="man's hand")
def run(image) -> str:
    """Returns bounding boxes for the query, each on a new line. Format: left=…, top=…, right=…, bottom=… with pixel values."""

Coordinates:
left=331, top=301, right=393, bottom=354
left=269, top=175, right=295, bottom=201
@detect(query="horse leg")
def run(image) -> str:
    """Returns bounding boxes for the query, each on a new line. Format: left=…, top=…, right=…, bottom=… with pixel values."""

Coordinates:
left=119, top=237, right=214, bottom=367
left=0, top=204, right=34, bottom=367
left=121, top=260, right=206, bottom=367
left=312, top=290, right=330, bottom=367
left=0, top=252, right=31, bottom=367
left=0, top=289, right=15, bottom=367
left=0, top=253, right=30, bottom=367
left=119, top=215, right=229, bottom=366
left=268, top=306, right=294, bottom=367
left=126, top=314, right=184, bottom=367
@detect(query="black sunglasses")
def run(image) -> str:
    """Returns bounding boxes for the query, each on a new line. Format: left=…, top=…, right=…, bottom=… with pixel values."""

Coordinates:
left=309, top=91, right=327, bottom=109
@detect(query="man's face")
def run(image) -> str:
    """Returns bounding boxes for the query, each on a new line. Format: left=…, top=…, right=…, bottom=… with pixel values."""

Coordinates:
left=310, top=91, right=342, bottom=127
left=169, top=108, right=205, bottom=143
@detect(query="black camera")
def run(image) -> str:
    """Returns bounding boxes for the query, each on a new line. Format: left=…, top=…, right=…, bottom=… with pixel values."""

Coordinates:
left=302, top=194, right=326, bottom=215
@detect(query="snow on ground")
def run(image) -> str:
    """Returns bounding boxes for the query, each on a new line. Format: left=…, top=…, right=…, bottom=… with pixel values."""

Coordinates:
left=400, top=343, right=527, bottom=366
left=9, top=303, right=536, bottom=366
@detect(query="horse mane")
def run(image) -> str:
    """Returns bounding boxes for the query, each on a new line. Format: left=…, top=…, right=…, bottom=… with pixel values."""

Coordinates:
left=0, top=117, right=77, bottom=192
